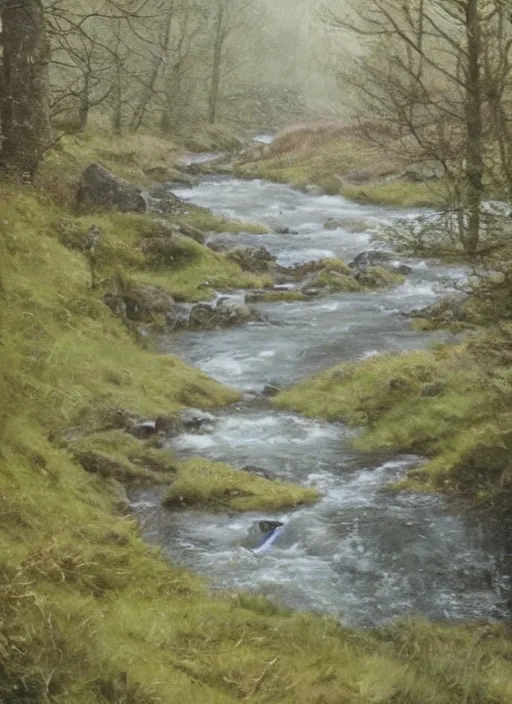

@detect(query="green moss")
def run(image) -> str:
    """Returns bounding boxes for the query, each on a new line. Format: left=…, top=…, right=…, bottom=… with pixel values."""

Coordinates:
left=176, top=210, right=268, bottom=234
left=356, top=266, right=405, bottom=289
left=37, top=132, right=184, bottom=205
left=341, top=181, right=445, bottom=208
left=276, top=340, right=512, bottom=508
left=317, top=257, right=352, bottom=274
left=55, top=207, right=270, bottom=303
left=164, top=458, right=320, bottom=511
left=182, top=122, right=245, bottom=153
left=138, top=256, right=271, bottom=302
left=313, top=270, right=363, bottom=292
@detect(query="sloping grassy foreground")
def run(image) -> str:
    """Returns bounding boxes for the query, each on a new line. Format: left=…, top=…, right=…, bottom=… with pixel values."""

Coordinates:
left=276, top=337, right=512, bottom=508
left=3, top=429, right=512, bottom=703
left=235, top=123, right=447, bottom=207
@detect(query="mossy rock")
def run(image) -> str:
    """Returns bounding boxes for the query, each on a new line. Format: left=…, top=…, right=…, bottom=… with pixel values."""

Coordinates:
left=70, top=430, right=177, bottom=483
left=355, top=266, right=405, bottom=289
left=139, top=233, right=200, bottom=269
left=164, top=458, right=320, bottom=512
left=303, top=269, right=363, bottom=293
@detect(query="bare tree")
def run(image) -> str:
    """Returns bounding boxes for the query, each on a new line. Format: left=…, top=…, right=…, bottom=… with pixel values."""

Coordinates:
left=206, top=0, right=261, bottom=124
left=323, top=0, right=512, bottom=255
left=160, top=1, right=205, bottom=133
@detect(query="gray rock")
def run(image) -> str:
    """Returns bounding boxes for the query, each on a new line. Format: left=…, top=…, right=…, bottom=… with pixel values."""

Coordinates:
left=324, top=218, right=371, bottom=233
left=188, top=303, right=216, bottom=329
left=392, top=264, right=413, bottom=275
left=122, top=284, right=176, bottom=322
left=146, top=184, right=187, bottom=215
left=76, top=163, right=147, bottom=213
left=226, top=245, right=275, bottom=272
left=178, top=409, right=216, bottom=432
left=241, top=465, right=273, bottom=480
left=409, top=294, right=469, bottom=323
left=188, top=299, right=256, bottom=330
left=262, top=384, right=280, bottom=397
left=139, top=233, right=197, bottom=268
left=274, top=226, right=298, bottom=234
left=349, top=251, right=393, bottom=270
left=103, top=293, right=128, bottom=318
left=105, top=283, right=185, bottom=327
left=206, top=239, right=232, bottom=252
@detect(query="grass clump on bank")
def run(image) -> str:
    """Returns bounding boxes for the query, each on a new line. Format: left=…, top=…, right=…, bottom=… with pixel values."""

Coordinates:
left=276, top=339, right=512, bottom=508
left=235, top=122, right=447, bottom=208
left=164, top=458, right=320, bottom=511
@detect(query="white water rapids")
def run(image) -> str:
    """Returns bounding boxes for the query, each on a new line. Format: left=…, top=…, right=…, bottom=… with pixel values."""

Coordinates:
left=131, top=173, right=511, bottom=626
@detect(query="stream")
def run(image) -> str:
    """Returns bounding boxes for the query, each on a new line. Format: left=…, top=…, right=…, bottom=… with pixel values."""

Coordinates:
left=131, top=173, right=511, bottom=626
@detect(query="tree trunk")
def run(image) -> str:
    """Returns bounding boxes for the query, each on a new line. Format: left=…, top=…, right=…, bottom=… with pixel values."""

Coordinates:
left=0, top=0, right=52, bottom=181
left=464, top=0, right=484, bottom=255
left=112, top=56, right=123, bottom=136
left=208, top=3, right=224, bottom=124
left=131, top=10, right=174, bottom=133
left=78, top=74, right=91, bottom=132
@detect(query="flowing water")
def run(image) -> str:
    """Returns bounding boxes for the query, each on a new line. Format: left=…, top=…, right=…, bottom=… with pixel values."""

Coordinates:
left=131, top=174, right=511, bottom=626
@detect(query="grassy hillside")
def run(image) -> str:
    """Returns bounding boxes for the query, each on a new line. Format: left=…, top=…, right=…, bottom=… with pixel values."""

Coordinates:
left=235, top=123, right=447, bottom=207
left=1, top=132, right=511, bottom=703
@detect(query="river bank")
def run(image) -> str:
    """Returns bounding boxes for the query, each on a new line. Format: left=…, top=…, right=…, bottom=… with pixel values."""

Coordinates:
left=1, top=130, right=511, bottom=703
left=233, top=122, right=448, bottom=208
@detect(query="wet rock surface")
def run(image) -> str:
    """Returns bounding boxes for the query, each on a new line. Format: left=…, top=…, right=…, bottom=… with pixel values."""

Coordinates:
left=77, top=163, right=148, bottom=213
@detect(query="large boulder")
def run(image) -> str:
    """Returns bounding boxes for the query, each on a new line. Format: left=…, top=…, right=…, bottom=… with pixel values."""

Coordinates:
left=76, top=163, right=147, bottom=213
left=349, top=250, right=393, bottom=270
left=409, top=294, right=470, bottom=325
left=226, top=245, right=275, bottom=272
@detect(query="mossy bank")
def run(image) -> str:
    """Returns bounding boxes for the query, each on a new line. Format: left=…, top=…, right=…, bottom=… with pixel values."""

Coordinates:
left=235, top=123, right=447, bottom=208
left=1, top=131, right=512, bottom=703
left=276, top=334, right=512, bottom=511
